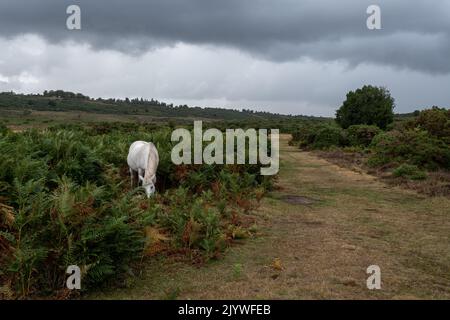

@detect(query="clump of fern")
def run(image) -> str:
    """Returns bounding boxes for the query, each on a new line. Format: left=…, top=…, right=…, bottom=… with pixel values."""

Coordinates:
left=0, top=124, right=274, bottom=298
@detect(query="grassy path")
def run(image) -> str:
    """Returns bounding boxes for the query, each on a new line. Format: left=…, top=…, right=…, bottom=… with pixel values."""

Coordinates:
left=90, top=135, right=450, bottom=299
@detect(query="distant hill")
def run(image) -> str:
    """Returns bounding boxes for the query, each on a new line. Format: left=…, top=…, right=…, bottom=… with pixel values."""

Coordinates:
left=0, top=90, right=319, bottom=122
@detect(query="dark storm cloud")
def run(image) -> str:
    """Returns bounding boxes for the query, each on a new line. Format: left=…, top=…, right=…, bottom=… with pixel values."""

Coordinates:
left=0, top=0, right=449, bottom=73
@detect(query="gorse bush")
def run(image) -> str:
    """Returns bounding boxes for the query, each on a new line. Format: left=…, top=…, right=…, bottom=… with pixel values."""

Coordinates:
left=368, top=129, right=450, bottom=170
left=290, top=123, right=346, bottom=150
left=0, top=124, right=274, bottom=298
left=409, top=107, right=450, bottom=144
left=291, top=123, right=380, bottom=150
left=346, top=125, right=381, bottom=147
left=291, top=125, right=319, bottom=148
left=312, top=126, right=346, bottom=150
left=392, top=164, right=427, bottom=180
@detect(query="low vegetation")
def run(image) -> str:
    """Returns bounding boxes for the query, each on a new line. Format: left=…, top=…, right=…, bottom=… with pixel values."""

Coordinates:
left=0, top=123, right=273, bottom=299
left=0, top=90, right=311, bottom=123
left=368, top=128, right=450, bottom=170
left=290, top=87, right=450, bottom=196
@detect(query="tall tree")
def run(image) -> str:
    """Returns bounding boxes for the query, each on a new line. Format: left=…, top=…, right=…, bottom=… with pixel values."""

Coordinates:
left=336, top=85, right=395, bottom=129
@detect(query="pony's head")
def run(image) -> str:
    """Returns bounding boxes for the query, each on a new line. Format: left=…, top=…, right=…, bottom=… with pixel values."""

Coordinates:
left=140, top=174, right=157, bottom=198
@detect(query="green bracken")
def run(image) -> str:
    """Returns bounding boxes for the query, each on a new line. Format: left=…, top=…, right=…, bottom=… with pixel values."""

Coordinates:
left=0, top=123, right=273, bottom=298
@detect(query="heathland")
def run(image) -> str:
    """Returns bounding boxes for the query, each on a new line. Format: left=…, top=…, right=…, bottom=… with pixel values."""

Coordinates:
left=1, top=88, right=449, bottom=299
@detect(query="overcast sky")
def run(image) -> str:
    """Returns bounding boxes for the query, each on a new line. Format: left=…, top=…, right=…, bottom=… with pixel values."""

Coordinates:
left=0, top=0, right=449, bottom=116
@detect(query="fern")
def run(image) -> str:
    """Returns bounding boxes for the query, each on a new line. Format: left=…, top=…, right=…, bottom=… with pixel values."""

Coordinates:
left=0, top=123, right=274, bottom=298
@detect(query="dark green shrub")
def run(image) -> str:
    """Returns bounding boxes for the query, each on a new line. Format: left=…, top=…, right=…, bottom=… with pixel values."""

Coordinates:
left=369, top=129, right=450, bottom=170
left=346, top=125, right=381, bottom=147
left=312, top=126, right=346, bottom=150
left=291, top=125, right=318, bottom=148
left=412, top=107, right=450, bottom=143
left=336, top=85, right=395, bottom=129
left=0, top=123, right=8, bottom=136
left=291, top=122, right=346, bottom=150
left=386, top=119, right=410, bottom=132
left=392, top=164, right=427, bottom=180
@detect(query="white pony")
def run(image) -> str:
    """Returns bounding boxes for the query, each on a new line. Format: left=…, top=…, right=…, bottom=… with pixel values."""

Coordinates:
left=127, top=141, right=159, bottom=198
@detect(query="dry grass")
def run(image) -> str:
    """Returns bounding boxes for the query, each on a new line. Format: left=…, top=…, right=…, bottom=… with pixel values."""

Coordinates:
left=383, top=170, right=450, bottom=197
left=88, top=134, right=450, bottom=300
left=316, top=149, right=450, bottom=197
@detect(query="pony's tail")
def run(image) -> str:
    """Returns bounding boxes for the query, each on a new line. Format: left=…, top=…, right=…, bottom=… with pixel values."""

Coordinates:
left=146, top=142, right=158, bottom=176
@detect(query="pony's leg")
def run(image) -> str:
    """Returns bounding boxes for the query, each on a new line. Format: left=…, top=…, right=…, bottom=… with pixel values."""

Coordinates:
left=138, top=168, right=145, bottom=185
left=129, top=168, right=134, bottom=188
